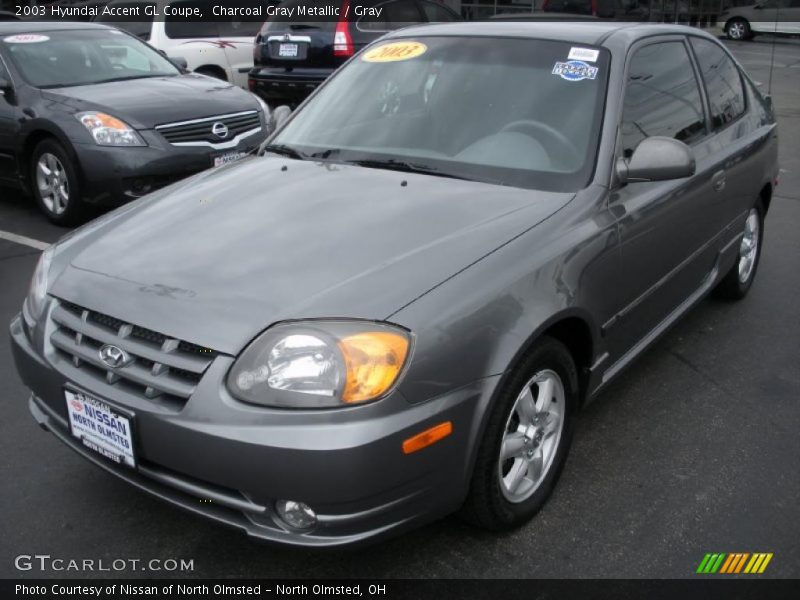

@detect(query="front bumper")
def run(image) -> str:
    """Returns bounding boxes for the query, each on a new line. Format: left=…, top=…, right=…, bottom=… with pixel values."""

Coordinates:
left=248, top=67, right=332, bottom=105
left=73, top=127, right=267, bottom=208
left=10, top=313, right=497, bottom=547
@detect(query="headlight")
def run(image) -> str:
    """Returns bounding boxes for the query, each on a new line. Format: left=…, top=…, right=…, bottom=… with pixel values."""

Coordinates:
left=76, top=112, right=145, bottom=147
left=254, top=94, right=270, bottom=120
left=24, top=246, right=54, bottom=322
left=227, top=320, right=411, bottom=408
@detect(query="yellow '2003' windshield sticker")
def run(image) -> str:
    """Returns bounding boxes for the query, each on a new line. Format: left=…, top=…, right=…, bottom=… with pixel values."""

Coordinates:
left=362, top=41, right=427, bottom=63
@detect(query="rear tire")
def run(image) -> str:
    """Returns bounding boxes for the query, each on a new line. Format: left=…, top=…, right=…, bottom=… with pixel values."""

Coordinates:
left=30, top=138, right=86, bottom=226
left=714, top=200, right=764, bottom=301
left=460, top=336, right=578, bottom=531
left=726, top=18, right=751, bottom=41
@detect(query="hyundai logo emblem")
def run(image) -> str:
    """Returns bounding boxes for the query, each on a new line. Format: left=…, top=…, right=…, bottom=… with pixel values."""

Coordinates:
left=211, top=122, right=229, bottom=139
left=98, top=344, right=131, bottom=369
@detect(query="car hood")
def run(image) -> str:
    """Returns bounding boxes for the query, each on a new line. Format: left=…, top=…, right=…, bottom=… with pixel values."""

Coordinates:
left=41, top=74, right=258, bottom=129
left=51, top=158, right=573, bottom=354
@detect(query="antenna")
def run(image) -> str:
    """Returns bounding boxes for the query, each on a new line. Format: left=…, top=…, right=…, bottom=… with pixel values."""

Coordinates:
left=768, top=7, right=779, bottom=95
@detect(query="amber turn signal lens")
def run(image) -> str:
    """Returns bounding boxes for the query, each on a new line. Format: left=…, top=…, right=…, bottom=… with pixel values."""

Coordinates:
left=83, top=112, right=128, bottom=130
left=402, top=422, right=453, bottom=455
left=337, top=331, right=409, bottom=404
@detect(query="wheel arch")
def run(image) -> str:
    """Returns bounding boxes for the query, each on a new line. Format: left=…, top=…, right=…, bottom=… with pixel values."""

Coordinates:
left=20, top=125, right=81, bottom=191
left=459, top=309, right=597, bottom=504
left=759, top=181, right=773, bottom=215
left=194, top=64, right=228, bottom=81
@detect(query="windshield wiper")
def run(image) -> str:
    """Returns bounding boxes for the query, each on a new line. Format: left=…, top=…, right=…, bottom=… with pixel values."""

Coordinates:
left=92, top=74, right=170, bottom=85
left=308, top=148, right=343, bottom=160
left=349, top=158, right=471, bottom=181
left=260, top=143, right=307, bottom=160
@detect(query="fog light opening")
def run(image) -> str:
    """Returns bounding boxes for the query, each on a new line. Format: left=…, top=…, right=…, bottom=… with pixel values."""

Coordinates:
left=275, top=500, right=317, bottom=531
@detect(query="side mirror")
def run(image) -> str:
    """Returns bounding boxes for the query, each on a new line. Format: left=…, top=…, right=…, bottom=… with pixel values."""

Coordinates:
left=616, top=137, right=696, bottom=184
left=169, top=56, right=189, bottom=71
left=269, top=105, right=292, bottom=133
left=0, top=77, right=12, bottom=99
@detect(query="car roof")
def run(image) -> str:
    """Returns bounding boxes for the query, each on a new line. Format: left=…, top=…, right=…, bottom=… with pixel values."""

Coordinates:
left=385, top=21, right=714, bottom=48
left=0, top=22, right=113, bottom=36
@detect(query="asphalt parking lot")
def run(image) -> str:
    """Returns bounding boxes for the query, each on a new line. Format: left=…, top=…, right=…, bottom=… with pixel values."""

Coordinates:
left=1, top=37, right=799, bottom=579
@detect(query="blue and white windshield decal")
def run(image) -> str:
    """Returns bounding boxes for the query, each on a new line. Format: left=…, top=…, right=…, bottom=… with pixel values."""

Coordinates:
left=552, top=60, right=598, bottom=82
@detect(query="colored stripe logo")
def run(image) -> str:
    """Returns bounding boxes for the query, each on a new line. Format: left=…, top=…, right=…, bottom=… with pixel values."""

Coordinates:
left=697, top=553, right=773, bottom=574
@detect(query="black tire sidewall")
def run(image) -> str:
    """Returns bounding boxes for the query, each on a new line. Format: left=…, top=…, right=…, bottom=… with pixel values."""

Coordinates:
left=468, top=337, right=578, bottom=529
left=30, top=139, right=82, bottom=225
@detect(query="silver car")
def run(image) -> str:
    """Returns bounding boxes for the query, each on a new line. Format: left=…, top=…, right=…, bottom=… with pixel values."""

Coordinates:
left=722, top=0, right=800, bottom=40
left=10, top=22, right=779, bottom=547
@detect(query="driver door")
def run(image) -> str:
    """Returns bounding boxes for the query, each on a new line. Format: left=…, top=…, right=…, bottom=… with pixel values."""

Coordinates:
left=605, top=37, right=726, bottom=362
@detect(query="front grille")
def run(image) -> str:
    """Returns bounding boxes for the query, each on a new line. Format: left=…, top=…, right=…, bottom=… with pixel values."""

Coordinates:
left=50, top=300, right=217, bottom=408
left=156, top=111, right=261, bottom=146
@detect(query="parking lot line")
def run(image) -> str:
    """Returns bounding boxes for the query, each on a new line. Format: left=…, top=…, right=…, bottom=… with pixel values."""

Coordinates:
left=0, top=230, right=49, bottom=251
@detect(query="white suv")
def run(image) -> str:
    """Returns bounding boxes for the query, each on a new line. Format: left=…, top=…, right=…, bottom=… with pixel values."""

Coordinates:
left=96, top=0, right=272, bottom=88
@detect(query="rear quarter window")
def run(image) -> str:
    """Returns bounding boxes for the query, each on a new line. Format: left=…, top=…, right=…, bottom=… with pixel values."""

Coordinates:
left=690, top=37, right=746, bottom=130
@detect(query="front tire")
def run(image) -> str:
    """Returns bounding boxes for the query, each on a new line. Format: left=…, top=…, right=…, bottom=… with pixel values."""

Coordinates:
left=726, top=18, right=751, bottom=41
left=714, top=201, right=764, bottom=300
left=460, top=336, right=578, bottom=531
left=30, top=139, right=86, bottom=226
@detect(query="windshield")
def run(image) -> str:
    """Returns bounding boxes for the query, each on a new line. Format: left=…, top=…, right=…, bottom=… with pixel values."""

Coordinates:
left=1, top=28, right=180, bottom=88
left=273, top=36, right=609, bottom=192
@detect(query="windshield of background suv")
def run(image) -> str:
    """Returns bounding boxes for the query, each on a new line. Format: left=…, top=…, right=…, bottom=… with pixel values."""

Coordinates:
left=1, top=29, right=180, bottom=88
left=273, top=36, right=609, bottom=192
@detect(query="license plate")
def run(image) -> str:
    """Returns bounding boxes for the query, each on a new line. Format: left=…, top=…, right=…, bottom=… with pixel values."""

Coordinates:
left=278, top=43, right=298, bottom=57
left=213, top=151, right=247, bottom=167
left=65, top=390, right=136, bottom=469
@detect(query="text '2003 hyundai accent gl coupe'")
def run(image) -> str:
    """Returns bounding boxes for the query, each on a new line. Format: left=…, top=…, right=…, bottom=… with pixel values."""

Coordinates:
left=10, top=22, right=778, bottom=547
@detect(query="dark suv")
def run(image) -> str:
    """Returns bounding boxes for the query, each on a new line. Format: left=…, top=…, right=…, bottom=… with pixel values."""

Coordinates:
left=248, top=0, right=460, bottom=106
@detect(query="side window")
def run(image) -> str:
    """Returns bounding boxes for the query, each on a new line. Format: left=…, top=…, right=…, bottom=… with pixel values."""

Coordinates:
left=385, top=0, right=424, bottom=29
left=418, top=0, right=458, bottom=21
left=690, top=38, right=746, bottom=130
left=164, top=1, right=218, bottom=39
left=621, top=41, right=706, bottom=158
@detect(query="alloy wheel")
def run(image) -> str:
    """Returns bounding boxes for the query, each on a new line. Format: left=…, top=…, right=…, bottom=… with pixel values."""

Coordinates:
left=728, top=22, right=746, bottom=40
left=36, top=152, right=70, bottom=216
left=498, top=369, right=565, bottom=503
left=738, top=208, right=760, bottom=284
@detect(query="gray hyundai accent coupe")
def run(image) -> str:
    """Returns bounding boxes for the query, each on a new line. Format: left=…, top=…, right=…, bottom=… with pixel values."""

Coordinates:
left=10, top=22, right=778, bottom=547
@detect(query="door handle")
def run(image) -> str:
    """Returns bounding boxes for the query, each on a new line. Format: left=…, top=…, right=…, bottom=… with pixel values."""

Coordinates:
left=711, top=170, right=726, bottom=192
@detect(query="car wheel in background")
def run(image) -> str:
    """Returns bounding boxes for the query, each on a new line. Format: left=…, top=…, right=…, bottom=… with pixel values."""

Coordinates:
left=460, top=336, right=578, bottom=530
left=30, top=139, right=85, bottom=226
left=714, top=201, right=765, bottom=300
left=725, top=19, right=751, bottom=41
left=195, top=66, right=228, bottom=81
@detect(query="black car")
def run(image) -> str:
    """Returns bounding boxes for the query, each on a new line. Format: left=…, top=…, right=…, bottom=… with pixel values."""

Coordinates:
left=0, top=22, right=269, bottom=224
left=249, top=0, right=461, bottom=106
